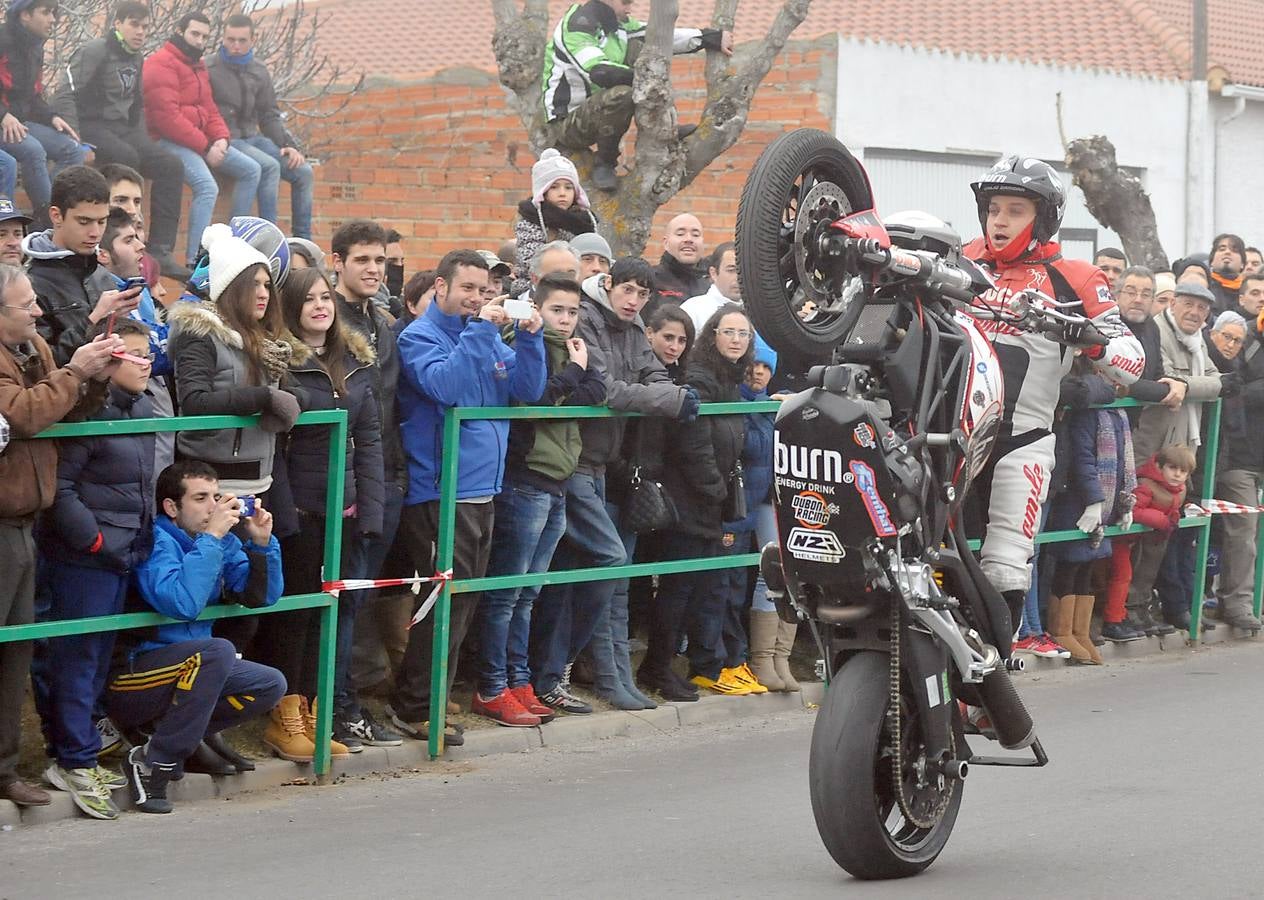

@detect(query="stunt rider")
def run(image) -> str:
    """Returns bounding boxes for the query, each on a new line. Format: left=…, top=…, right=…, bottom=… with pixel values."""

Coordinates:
left=963, top=156, right=1145, bottom=635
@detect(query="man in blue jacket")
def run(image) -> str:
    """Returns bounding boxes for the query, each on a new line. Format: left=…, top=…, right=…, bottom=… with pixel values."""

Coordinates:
left=106, top=460, right=284, bottom=813
left=389, top=249, right=547, bottom=746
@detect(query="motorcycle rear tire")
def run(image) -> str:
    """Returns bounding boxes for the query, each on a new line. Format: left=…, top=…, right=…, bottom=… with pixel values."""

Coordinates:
left=735, top=127, right=873, bottom=362
left=809, top=651, right=962, bottom=880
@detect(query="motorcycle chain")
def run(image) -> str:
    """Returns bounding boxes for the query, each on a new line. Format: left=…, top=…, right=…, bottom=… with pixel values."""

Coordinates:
left=888, top=595, right=955, bottom=831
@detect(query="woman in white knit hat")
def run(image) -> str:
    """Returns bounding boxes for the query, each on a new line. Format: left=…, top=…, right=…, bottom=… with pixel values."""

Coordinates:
left=167, top=223, right=303, bottom=503
left=512, top=148, right=600, bottom=294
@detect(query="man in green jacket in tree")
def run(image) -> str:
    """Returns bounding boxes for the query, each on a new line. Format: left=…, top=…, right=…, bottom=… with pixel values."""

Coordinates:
left=541, top=0, right=731, bottom=191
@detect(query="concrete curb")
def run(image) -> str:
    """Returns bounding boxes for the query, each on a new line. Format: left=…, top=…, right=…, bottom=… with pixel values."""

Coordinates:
left=2, top=628, right=1249, bottom=831
left=0, top=689, right=817, bottom=830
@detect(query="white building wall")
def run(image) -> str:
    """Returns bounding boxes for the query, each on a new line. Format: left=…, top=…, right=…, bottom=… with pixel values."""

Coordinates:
left=832, top=38, right=1190, bottom=263
left=1211, top=96, right=1264, bottom=249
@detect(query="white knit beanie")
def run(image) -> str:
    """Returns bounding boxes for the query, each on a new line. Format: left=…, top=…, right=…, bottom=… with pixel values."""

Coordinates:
left=532, top=148, right=590, bottom=209
left=202, top=223, right=272, bottom=303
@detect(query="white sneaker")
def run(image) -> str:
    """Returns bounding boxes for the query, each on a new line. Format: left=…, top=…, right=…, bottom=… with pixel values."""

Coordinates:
left=43, top=764, right=120, bottom=820
left=95, top=716, right=125, bottom=756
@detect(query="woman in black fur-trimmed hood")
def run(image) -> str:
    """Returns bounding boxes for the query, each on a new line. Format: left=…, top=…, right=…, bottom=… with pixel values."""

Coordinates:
left=639, top=303, right=757, bottom=697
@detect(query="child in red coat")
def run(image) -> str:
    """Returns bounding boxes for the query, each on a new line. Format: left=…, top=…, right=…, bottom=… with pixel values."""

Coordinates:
left=1103, top=444, right=1196, bottom=638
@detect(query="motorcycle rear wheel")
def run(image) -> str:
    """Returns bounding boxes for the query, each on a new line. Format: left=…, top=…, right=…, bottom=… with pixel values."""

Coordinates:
left=809, top=651, right=962, bottom=880
left=735, top=128, right=874, bottom=362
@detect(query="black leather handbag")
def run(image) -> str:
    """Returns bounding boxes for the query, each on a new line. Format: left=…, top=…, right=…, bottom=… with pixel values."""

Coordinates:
left=622, top=465, right=679, bottom=534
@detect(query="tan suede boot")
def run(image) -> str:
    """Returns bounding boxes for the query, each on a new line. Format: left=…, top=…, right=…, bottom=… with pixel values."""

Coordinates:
left=301, top=697, right=351, bottom=759
left=773, top=619, right=801, bottom=691
left=747, top=610, right=784, bottom=690
left=263, top=695, right=316, bottom=762
left=1048, top=595, right=1092, bottom=663
left=1073, top=594, right=1103, bottom=664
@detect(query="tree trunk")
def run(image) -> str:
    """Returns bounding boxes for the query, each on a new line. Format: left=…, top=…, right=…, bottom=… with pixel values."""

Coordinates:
left=1065, top=135, right=1168, bottom=271
left=491, top=0, right=816, bottom=257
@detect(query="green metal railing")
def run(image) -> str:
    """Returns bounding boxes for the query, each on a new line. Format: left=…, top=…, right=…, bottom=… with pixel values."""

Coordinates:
left=423, top=396, right=1248, bottom=757
left=0, top=410, right=348, bottom=779
left=5, top=394, right=1251, bottom=772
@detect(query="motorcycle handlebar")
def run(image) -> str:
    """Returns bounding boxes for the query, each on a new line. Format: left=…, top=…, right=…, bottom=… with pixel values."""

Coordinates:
left=836, top=238, right=977, bottom=303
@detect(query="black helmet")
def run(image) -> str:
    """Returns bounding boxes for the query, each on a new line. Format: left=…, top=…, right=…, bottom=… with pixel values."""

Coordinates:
left=970, top=156, right=1066, bottom=244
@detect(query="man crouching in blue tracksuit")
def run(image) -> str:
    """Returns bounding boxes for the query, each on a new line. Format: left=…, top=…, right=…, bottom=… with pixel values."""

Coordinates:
left=388, top=249, right=547, bottom=747
left=107, top=461, right=285, bottom=813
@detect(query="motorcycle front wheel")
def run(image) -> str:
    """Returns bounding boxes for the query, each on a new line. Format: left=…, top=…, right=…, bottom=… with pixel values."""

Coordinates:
left=735, top=127, right=874, bottom=362
left=809, top=651, right=962, bottom=880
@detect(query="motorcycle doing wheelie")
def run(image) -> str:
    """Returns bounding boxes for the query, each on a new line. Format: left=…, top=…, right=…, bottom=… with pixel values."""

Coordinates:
left=735, top=129, right=1112, bottom=880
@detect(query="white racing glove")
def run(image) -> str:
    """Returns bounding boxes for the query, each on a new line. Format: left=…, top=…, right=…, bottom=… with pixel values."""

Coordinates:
left=1076, top=501, right=1104, bottom=534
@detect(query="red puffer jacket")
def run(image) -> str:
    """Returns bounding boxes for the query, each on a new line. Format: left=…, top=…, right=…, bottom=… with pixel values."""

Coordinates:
left=1132, top=457, right=1186, bottom=533
left=142, top=38, right=229, bottom=152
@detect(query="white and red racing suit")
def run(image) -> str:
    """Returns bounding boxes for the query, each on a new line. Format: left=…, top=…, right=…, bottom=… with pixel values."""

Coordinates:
left=962, top=237, right=1145, bottom=594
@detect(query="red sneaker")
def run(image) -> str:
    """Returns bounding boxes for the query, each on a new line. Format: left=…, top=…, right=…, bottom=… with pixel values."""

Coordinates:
left=472, top=688, right=541, bottom=727
left=509, top=684, right=556, bottom=724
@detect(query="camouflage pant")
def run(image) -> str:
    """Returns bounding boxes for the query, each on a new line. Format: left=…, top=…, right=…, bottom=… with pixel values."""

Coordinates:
left=549, top=85, right=635, bottom=156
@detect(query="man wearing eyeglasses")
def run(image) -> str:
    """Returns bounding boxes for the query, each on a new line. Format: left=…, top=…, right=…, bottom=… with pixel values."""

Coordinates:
left=1114, top=265, right=1180, bottom=424
left=0, top=261, right=123, bottom=810
left=1215, top=292, right=1264, bottom=630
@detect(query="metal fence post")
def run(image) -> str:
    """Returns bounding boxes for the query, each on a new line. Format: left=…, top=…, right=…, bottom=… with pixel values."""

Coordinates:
left=1188, top=399, right=1222, bottom=642
left=427, top=407, right=461, bottom=760
left=314, top=411, right=348, bottom=781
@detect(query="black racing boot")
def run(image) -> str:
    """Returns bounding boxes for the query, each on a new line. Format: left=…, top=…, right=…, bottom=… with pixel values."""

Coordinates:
left=203, top=732, right=256, bottom=773
left=592, top=134, right=620, bottom=191
left=182, top=740, right=237, bottom=776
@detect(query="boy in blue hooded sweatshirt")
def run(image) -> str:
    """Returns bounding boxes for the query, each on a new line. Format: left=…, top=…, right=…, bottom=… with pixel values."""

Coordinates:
left=390, top=249, right=547, bottom=746
left=107, top=460, right=284, bottom=813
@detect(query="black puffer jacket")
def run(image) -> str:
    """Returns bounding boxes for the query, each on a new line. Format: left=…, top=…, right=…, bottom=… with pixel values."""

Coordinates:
left=337, top=292, right=404, bottom=489
left=659, top=358, right=745, bottom=540
left=648, top=251, right=710, bottom=320
left=40, top=385, right=155, bottom=572
left=281, top=329, right=385, bottom=537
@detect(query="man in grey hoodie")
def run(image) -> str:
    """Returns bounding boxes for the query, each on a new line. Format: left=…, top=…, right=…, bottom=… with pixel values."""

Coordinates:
left=529, top=256, right=699, bottom=712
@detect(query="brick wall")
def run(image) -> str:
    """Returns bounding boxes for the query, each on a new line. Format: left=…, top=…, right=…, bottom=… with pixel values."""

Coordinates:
left=294, top=36, right=838, bottom=267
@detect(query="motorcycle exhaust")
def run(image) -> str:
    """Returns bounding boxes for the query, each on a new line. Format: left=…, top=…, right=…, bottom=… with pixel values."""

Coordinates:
left=976, top=667, right=1035, bottom=750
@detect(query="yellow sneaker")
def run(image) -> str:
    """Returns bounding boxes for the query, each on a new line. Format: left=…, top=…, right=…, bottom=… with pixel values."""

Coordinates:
left=690, top=674, right=721, bottom=692
left=734, top=663, right=769, bottom=693
left=715, top=668, right=758, bottom=695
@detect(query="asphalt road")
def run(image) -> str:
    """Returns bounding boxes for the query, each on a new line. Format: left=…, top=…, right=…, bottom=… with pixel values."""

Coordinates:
left=4, top=641, right=1263, bottom=899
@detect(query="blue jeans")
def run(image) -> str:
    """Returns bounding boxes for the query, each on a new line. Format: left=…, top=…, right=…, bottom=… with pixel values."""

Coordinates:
left=528, top=472, right=626, bottom=694
left=2, top=122, right=87, bottom=216
left=585, top=495, right=636, bottom=687
left=0, top=150, right=16, bottom=200
left=233, top=135, right=314, bottom=239
left=478, top=481, right=566, bottom=697
left=159, top=139, right=263, bottom=265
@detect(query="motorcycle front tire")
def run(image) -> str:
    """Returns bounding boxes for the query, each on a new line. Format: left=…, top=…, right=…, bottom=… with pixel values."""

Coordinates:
left=809, top=650, right=962, bottom=880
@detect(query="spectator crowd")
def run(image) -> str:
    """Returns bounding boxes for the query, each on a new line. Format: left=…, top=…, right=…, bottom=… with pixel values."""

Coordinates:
left=0, top=0, right=1260, bottom=828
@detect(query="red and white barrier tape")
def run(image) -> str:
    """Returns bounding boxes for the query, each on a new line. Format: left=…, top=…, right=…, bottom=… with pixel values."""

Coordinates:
left=1184, top=500, right=1264, bottom=517
left=320, top=570, right=455, bottom=629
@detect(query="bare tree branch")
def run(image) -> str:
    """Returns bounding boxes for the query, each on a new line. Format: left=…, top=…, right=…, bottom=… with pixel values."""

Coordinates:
left=683, top=0, right=810, bottom=187
left=491, top=0, right=816, bottom=255
left=1065, top=134, right=1168, bottom=270
left=491, top=0, right=552, bottom=150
